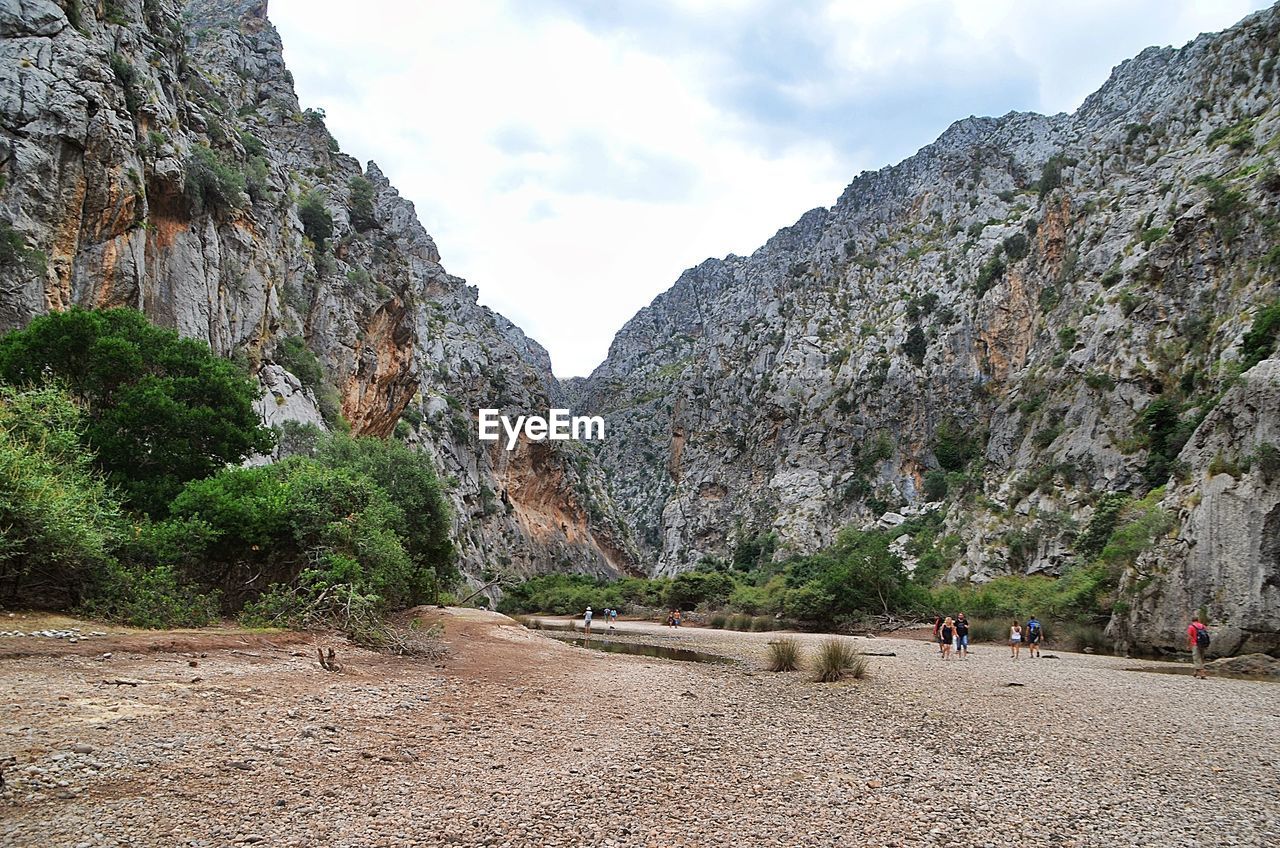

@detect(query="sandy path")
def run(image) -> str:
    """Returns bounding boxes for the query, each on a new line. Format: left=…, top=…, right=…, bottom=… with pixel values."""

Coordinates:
left=1, top=610, right=1277, bottom=847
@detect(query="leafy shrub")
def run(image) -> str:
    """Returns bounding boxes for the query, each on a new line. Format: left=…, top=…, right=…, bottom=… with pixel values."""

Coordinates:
left=1002, top=233, right=1030, bottom=260
left=349, top=176, right=377, bottom=231
left=316, top=432, right=455, bottom=595
left=298, top=190, right=334, bottom=250
left=1076, top=493, right=1130, bottom=559
left=975, top=254, right=1006, bottom=297
left=965, top=618, right=1006, bottom=644
left=665, top=569, right=736, bottom=609
left=813, top=639, right=866, bottom=682
left=1240, top=301, right=1280, bottom=370
left=923, top=470, right=948, bottom=501
left=184, top=144, right=246, bottom=215
left=932, top=418, right=983, bottom=472
left=0, top=386, right=122, bottom=607
left=903, top=326, right=927, bottom=366
left=162, top=449, right=433, bottom=612
left=1084, top=372, right=1115, bottom=391
left=1032, top=424, right=1062, bottom=450
left=1139, top=226, right=1167, bottom=247
left=81, top=560, right=219, bottom=629
left=1053, top=622, right=1111, bottom=653
left=274, top=335, right=325, bottom=387
left=109, top=53, right=142, bottom=118
left=0, top=308, right=273, bottom=515
left=767, top=638, right=800, bottom=672
left=1037, top=155, right=1071, bottom=198
left=0, top=222, right=48, bottom=277
left=1135, top=396, right=1196, bottom=487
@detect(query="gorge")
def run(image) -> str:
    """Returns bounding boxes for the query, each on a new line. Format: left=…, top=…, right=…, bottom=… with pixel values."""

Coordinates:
left=1, top=0, right=1278, bottom=654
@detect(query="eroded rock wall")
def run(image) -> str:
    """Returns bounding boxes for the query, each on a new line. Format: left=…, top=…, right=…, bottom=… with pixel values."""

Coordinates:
left=0, top=0, right=638, bottom=581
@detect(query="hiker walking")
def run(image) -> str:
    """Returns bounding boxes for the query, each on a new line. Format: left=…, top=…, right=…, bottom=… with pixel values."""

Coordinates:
left=940, top=616, right=955, bottom=660
left=610, top=608, right=619, bottom=628
left=583, top=606, right=593, bottom=634
left=954, top=613, right=970, bottom=659
left=932, top=614, right=943, bottom=655
left=1009, top=619, right=1022, bottom=659
left=1025, top=615, right=1042, bottom=658
left=1188, top=616, right=1210, bottom=679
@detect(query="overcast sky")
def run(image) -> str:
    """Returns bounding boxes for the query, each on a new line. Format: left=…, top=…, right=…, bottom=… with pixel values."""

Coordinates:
left=271, top=0, right=1267, bottom=378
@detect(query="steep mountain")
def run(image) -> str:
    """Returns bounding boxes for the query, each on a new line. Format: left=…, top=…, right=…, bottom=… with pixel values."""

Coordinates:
left=579, top=6, right=1280, bottom=653
left=0, top=0, right=639, bottom=580
left=3, top=0, right=1277, bottom=655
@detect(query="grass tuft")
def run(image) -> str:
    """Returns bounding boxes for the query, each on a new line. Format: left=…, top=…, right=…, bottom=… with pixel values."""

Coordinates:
left=813, top=639, right=867, bottom=682
left=766, top=638, right=800, bottom=672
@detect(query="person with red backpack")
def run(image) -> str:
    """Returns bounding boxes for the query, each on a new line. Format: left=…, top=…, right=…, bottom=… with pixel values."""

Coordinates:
left=1187, top=616, right=1210, bottom=679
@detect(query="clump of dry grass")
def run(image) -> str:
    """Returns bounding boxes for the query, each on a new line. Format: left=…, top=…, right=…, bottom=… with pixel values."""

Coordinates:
left=766, top=637, right=800, bottom=672
left=813, top=639, right=867, bottom=682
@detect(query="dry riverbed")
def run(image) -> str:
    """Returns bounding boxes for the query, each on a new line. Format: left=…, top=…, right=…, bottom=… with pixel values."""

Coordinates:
left=1, top=609, right=1278, bottom=848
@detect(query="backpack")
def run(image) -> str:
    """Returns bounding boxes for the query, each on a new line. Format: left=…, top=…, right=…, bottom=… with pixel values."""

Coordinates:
left=1194, top=624, right=1210, bottom=649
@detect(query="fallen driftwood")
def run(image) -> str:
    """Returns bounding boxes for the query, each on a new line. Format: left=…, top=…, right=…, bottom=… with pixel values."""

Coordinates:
left=102, top=678, right=142, bottom=686
left=317, top=647, right=342, bottom=672
left=861, top=651, right=898, bottom=657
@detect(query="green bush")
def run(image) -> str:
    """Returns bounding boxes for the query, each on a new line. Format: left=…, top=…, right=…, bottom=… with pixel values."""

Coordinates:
left=1240, top=301, right=1280, bottom=370
left=184, top=144, right=246, bottom=215
left=813, top=639, right=866, bottom=682
left=349, top=176, right=377, bottom=231
left=298, top=190, right=334, bottom=251
left=273, top=335, right=344, bottom=428
left=0, top=308, right=273, bottom=515
left=1255, top=443, right=1280, bottom=481
left=315, top=432, right=455, bottom=597
left=1139, top=226, right=1167, bottom=247
left=0, top=386, right=122, bottom=607
left=923, top=470, right=948, bottom=501
left=1002, top=233, right=1030, bottom=260
left=109, top=52, right=142, bottom=118
left=162, top=450, right=427, bottom=612
left=975, top=254, right=1006, bottom=297
left=81, top=559, right=219, bottom=629
left=1037, top=155, right=1075, bottom=198
left=932, top=418, right=983, bottom=472
left=767, top=638, right=800, bottom=672
left=1077, top=492, right=1130, bottom=558
left=903, top=326, right=927, bottom=366
left=0, top=222, right=48, bottom=277
left=665, top=569, right=735, bottom=609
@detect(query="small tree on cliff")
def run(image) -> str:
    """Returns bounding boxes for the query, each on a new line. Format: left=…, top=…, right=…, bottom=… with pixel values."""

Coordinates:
left=0, top=308, right=274, bottom=515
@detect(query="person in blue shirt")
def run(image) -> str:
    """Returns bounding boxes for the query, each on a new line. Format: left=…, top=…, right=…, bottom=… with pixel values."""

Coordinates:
left=1025, top=615, right=1043, bottom=658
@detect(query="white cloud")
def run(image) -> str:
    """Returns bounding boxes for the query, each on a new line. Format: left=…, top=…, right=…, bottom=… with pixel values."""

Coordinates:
left=271, top=0, right=1267, bottom=377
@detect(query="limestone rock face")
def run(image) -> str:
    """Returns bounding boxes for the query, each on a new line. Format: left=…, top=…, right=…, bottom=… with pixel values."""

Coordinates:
left=577, top=7, right=1280, bottom=649
left=1112, top=361, right=1280, bottom=656
left=2, top=1, right=1277, bottom=651
left=0, top=0, right=639, bottom=582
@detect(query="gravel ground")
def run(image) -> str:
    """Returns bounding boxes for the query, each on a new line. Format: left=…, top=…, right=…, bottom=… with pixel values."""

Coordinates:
left=2, top=609, right=1278, bottom=848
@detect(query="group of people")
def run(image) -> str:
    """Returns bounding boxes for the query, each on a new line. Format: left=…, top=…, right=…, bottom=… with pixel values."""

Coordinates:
left=665, top=609, right=683, bottom=627
left=931, top=613, right=1043, bottom=660
left=1007, top=616, right=1043, bottom=659
left=581, top=606, right=618, bottom=633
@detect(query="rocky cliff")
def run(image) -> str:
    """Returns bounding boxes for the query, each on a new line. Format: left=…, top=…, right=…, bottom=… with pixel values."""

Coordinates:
left=2, top=0, right=1277, bottom=654
left=578, top=6, right=1280, bottom=653
left=0, top=0, right=640, bottom=582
